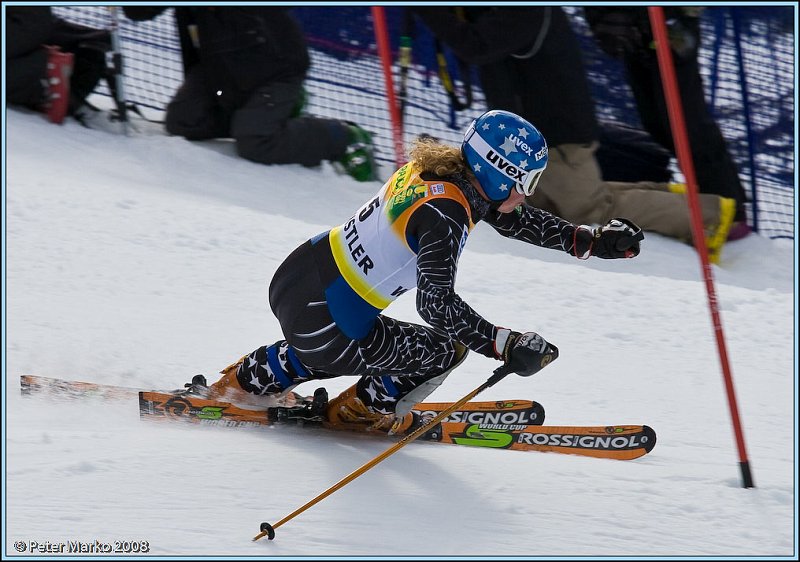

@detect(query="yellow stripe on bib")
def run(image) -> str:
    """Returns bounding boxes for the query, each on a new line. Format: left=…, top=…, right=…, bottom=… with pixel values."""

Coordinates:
left=329, top=226, right=392, bottom=310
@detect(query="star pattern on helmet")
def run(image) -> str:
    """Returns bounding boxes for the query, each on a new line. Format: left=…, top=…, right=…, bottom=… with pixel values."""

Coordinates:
left=473, top=162, right=482, bottom=172
left=518, top=127, right=529, bottom=138
left=481, top=122, right=490, bottom=131
left=500, top=136, right=518, bottom=156
left=519, top=159, right=529, bottom=169
left=499, top=183, right=509, bottom=192
left=498, top=123, right=506, bottom=130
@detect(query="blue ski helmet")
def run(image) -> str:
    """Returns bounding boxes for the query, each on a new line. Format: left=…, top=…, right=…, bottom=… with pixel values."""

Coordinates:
left=462, top=110, right=548, bottom=202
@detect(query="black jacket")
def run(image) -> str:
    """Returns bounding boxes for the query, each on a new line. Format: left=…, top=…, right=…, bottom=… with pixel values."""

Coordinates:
left=124, top=7, right=309, bottom=109
left=5, top=6, right=55, bottom=59
left=412, top=6, right=598, bottom=146
left=583, top=7, right=701, bottom=62
left=6, top=6, right=111, bottom=109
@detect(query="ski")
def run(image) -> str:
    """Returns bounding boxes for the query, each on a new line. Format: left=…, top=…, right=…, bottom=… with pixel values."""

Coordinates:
left=429, top=422, right=656, bottom=460
left=19, top=375, right=545, bottom=428
left=138, top=390, right=545, bottom=429
left=138, top=391, right=655, bottom=460
left=20, top=374, right=147, bottom=399
left=23, top=375, right=655, bottom=460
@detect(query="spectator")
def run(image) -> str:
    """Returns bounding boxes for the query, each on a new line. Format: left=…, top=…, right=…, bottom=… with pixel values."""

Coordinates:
left=6, top=6, right=113, bottom=126
left=410, top=6, right=738, bottom=262
left=583, top=6, right=750, bottom=239
left=122, top=6, right=375, bottom=181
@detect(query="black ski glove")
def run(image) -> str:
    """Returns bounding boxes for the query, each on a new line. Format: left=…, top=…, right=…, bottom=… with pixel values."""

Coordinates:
left=573, top=218, right=644, bottom=260
left=495, top=329, right=559, bottom=377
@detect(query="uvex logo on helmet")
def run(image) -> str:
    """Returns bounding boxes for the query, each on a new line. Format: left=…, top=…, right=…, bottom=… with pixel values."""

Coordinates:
left=485, top=150, right=527, bottom=182
left=462, top=110, right=548, bottom=202
left=505, top=132, right=536, bottom=156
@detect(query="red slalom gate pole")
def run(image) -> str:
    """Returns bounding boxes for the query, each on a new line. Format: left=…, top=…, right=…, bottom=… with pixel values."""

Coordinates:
left=648, top=7, right=753, bottom=488
left=371, top=6, right=406, bottom=168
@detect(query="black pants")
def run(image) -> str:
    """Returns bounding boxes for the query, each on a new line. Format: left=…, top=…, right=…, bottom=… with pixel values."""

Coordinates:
left=624, top=52, right=748, bottom=221
left=236, top=236, right=462, bottom=414
left=165, top=68, right=351, bottom=167
left=6, top=48, right=48, bottom=107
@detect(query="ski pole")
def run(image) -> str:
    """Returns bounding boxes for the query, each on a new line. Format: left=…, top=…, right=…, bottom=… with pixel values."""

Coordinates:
left=253, top=367, right=513, bottom=541
left=107, top=7, right=129, bottom=135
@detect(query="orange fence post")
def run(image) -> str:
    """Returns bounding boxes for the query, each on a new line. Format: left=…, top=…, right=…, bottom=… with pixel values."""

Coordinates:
left=371, top=6, right=406, bottom=168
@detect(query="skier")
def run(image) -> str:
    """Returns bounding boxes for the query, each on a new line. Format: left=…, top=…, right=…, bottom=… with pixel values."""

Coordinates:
left=192, top=110, right=643, bottom=434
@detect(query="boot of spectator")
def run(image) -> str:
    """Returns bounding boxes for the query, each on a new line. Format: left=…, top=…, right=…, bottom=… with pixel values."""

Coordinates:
left=705, top=196, right=736, bottom=264
left=669, top=182, right=747, bottom=256
left=41, top=46, right=74, bottom=125
left=726, top=221, right=752, bottom=241
left=339, top=123, right=376, bottom=182
left=72, top=101, right=127, bottom=135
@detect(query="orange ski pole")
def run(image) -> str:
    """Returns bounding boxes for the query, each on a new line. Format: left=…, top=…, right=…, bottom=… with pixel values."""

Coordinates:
left=253, top=367, right=512, bottom=541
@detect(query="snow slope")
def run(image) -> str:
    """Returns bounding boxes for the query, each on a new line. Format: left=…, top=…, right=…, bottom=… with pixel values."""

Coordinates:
left=4, top=107, right=796, bottom=558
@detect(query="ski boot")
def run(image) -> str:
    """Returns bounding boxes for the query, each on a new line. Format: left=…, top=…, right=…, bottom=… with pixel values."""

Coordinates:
left=205, top=355, right=299, bottom=408
left=325, top=383, right=417, bottom=435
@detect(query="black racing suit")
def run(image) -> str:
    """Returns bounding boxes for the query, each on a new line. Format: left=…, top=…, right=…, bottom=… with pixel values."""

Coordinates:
left=237, top=166, right=583, bottom=414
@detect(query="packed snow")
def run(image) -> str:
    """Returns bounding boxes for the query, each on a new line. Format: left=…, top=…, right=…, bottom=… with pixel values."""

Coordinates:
left=4, top=104, right=796, bottom=559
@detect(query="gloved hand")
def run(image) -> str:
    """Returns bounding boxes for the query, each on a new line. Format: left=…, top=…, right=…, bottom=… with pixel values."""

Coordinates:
left=495, top=329, right=559, bottom=377
left=573, top=218, right=644, bottom=260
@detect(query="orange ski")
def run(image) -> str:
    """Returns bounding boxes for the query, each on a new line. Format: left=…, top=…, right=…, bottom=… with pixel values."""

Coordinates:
left=20, top=374, right=144, bottom=399
left=429, top=422, right=656, bottom=460
left=138, top=391, right=656, bottom=460
left=138, top=390, right=545, bottom=430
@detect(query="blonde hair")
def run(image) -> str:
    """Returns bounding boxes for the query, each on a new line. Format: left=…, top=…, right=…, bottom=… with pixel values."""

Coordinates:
left=408, top=136, right=470, bottom=177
